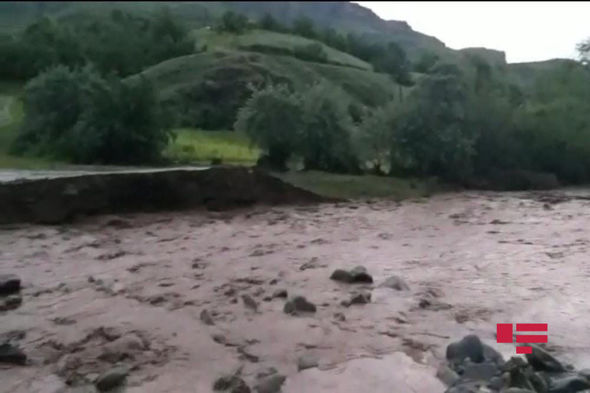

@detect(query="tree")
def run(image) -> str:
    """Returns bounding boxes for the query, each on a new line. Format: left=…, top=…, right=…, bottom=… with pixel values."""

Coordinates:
left=577, top=38, right=590, bottom=65
left=292, top=16, right=316, bottom=39
left=258, top=13, right=282, bottom=32
left=12, top=65, right=96, bottom=156
left=217, top=11, right=249, bottom=34
left=414, top=51, right=439, bottom=73
left=372, top=42, right=412, bottom=86
left=355, top=102, right=397, bottom=175
left=298, top=82, right=360, bottom=173
left=13, top=65, right=172, bottom=164
left=69, top=76, right=172, bottom=164
left=390, top=71, right=475, bottom=181
left=234, top=84, right=303, bottom=171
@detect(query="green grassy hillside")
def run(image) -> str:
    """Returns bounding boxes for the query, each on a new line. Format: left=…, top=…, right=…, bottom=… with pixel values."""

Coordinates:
left=192, top=28, right=372, bottom=70
left=131, top=49, right=407, bottom=129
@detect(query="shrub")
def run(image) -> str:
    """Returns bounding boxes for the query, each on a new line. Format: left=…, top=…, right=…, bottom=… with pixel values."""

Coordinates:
left=13, top=65, right=172, bottom=164
left=234, top=84, right=303, bottom=171
left=293, top=43, right=327, bottom=63
left=298, top=82, right=360, bottom=173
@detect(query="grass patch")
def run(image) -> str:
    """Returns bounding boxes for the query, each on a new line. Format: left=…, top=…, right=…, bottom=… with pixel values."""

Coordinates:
left=164, top=128, right=259, bottom=165
left=192, top=28, right=372, bottom=71
left=275, top=170, right=441, bottom=200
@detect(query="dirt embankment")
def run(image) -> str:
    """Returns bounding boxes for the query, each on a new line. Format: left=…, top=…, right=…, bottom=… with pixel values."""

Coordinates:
left=0, top=167, right=332, bottom=225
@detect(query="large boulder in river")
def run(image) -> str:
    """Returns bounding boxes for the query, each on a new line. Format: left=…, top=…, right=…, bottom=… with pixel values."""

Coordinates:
left=446, top=335, right=485, bottom=365
left=284, top=296, right=316, bottom=315
left=525, top=344, right=566, bottom=372
left=0, top=275, right=21, bottom=295
left=330, top=266, right=373, bottom=284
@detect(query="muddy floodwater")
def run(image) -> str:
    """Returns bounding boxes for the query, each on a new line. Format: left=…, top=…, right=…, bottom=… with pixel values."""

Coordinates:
left=1, top=189, right=590, bottom=393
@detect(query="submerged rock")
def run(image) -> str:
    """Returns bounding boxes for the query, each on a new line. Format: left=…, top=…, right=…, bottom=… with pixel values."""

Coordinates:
left=283, top=296, right=316, bottom=315
left=200, top=309, right=215, bottom=326
left=272, top=289, right=288, bottom=299
left=437, top=364, right=460, bottom=386
left=380, top=275, right=410, bottom=291
left=0, top=295, right=22, bottom=311
left=255, top=373, right=286, bottom=393
left=213, top=375, right=251, bottom=393
left=0, top=343, right=26, bottom=365
left=525, top=344, right=566, bottom=373
left=297, top=354, right=319, bottom=371
left=446, top=335, right=485, bottom=365
left=330, top=266, right=373, bottom=284
left=548, top=375, right=590, bottom=393
left=0, top=274, right=21, bottom=295
left=242, top=295, right=259, bottom=312
left=342, top=291, right=372, bottom=307
left=95, top=366, right=129, bottom=392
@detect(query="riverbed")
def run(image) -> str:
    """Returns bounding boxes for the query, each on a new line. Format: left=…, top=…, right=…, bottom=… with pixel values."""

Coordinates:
left=1, top=189, right=590, bottom=392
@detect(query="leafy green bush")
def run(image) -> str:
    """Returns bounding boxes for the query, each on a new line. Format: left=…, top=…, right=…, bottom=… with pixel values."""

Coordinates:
left=293, top=43, right=328, bottom=63
left=13, top=65, right=172, bottom=164
left=355, top=102, right=397, bottom=174
left=0, top=8, right=194, bottom=80
left=389, top=72, right=475, bottom=181
left=216, top=11, right=249, bottom=34
left=298, top=82, right=360, bottom=173
left=234, top=84, right=302, bottom=171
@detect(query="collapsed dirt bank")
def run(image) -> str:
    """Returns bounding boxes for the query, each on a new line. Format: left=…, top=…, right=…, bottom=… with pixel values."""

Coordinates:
left=0, top=167, right=330, bottom=225
left=1, top=189, right=590, bottom=392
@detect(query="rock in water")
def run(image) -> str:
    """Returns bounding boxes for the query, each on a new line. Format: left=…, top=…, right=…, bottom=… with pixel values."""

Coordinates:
left=0, top=274, right=21, bottom=295
left=200, top=309, right=215, bottom=326
left=525, top=344, right=566, bottom=372
left=255, top=374, right=286, bottom=393
left=95, top=366, right=129, bottom=391
left=436, top=364, right=460, bottom=386
left=256, top=367, right=278, bottom=379
left=548, top=375, right=590, bottom=393
left=330, top=269, right=352, bottom=283
left=242, top=295, right=259, bottom=312
left=0, top=343, right=26, bottom=365
left=297, top=354, right=319, bottom=371
left=380, top=275, right=410, bottom=291
left=0, top=295, right=22, bottom=311
left=342, top=291, right=371, bottom=307
left=330, top=267, right=373, bottom=284
left=283, top=296, right=316, bottom=315
left=272, top=289, right=288, bottom=299
left=349, top=266, right=373, bottom=283
left=461, top=361, right=500, bottom=381
left=483, top=343, right=505, bottom=366
left=213, top=375, right=251, bottom=393
left=446, top=335, right=485, bottom=365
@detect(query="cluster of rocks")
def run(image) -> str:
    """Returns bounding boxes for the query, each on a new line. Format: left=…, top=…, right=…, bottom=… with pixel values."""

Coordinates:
left=0, top=274, right=27, bottom=366
left=441, top=334, right=590, bottom=393
left=214, top=367, right=286, bottom=393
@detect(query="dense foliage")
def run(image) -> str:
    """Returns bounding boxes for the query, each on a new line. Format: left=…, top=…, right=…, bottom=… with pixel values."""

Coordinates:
left=235, top=82, right=359, bottom=173
left=0, top=8, right=194, bottom=80
left=13, top=65, right=171, bottom=164
left=3, top=6, right=590, bottom=189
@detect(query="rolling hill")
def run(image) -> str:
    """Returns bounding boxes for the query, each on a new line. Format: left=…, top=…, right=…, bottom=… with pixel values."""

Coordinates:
left=129, top=48, right=408, bottom=130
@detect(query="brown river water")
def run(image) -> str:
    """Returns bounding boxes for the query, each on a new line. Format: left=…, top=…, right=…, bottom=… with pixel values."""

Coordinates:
left=1, top=189, right=590, bottom=393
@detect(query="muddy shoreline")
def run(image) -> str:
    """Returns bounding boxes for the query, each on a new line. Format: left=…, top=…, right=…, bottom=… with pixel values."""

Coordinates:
left=1, top=189, right=590, bottom=392
left=0, top=167, right=331, bottom=225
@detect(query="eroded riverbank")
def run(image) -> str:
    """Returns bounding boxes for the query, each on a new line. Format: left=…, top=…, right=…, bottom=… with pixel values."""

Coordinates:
left=1, top=189, right=590, bottom=392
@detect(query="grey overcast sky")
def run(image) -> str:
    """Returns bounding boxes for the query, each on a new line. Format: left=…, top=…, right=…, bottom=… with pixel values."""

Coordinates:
left=355, top=1, right=590, bottom=63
